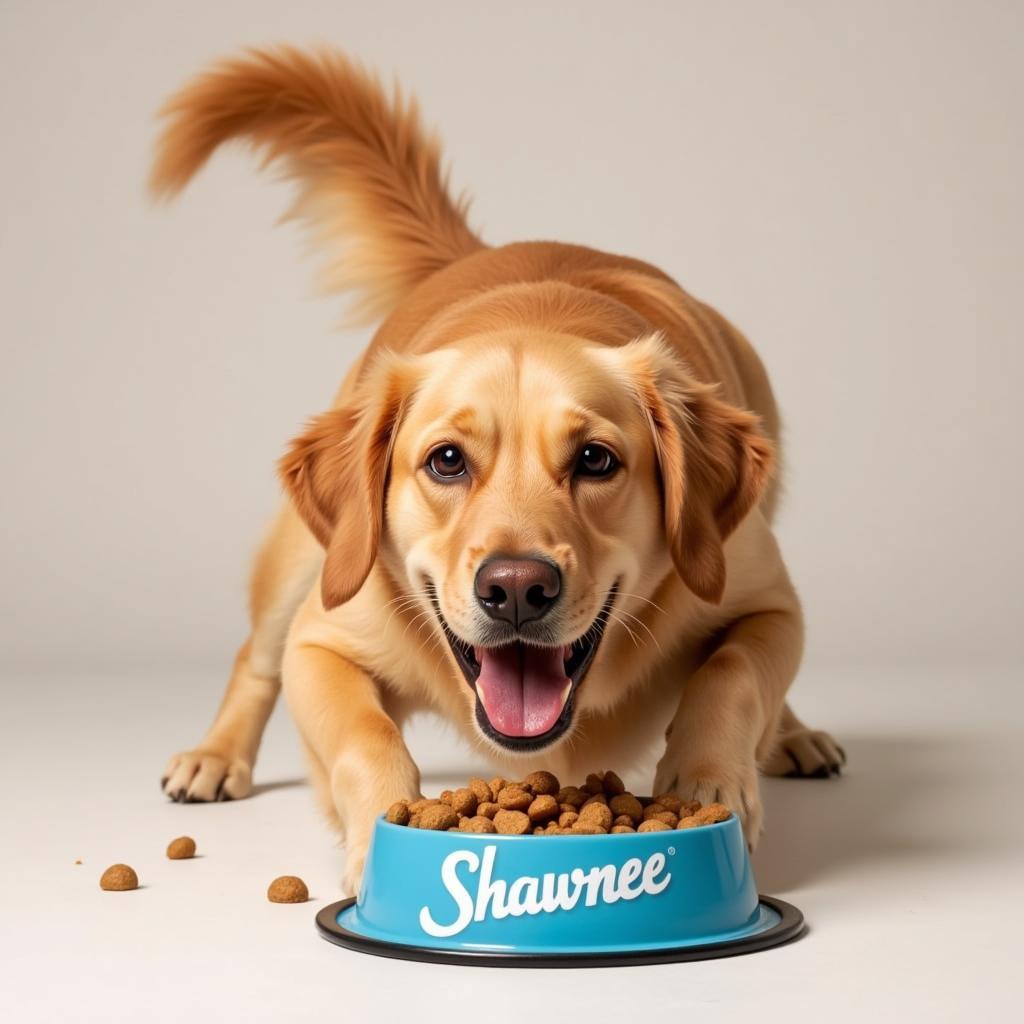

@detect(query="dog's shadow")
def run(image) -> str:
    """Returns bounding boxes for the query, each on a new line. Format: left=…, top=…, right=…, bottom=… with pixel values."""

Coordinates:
left=753, top=733, right=1010, bottom=895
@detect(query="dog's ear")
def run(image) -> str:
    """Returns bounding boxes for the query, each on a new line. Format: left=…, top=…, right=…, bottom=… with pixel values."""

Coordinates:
left=279, top=353, right=417, bottom=610
left=621, top=335, right=775, bottom=603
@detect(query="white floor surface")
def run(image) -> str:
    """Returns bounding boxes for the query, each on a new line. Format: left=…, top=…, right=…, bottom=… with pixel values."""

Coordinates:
left=2, top=665, right=1020, bottom=1021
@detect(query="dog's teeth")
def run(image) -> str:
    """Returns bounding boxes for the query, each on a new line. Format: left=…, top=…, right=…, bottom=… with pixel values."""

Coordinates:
left=475, top=681, right=490, bottom=715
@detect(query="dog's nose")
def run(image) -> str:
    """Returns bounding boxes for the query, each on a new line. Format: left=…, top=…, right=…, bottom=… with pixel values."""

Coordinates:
left=474, top=557, right=562, bottom=628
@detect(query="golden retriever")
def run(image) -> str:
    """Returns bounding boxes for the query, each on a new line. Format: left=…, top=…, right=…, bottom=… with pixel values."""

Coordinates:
left=152, top=46, right=843, bottom=894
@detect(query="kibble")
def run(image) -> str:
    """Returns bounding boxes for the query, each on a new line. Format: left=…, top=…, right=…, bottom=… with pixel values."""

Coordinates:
left=419, top=804, right=459, bottom=831
left=603, top=771, right=626, bottom=796
left=523, top=771, right=560, bottom=795
left=379, top=771, right=731, bottom=836
left=497, top=785, right=533, bottom=811
left=609, top=794, right=643, bottom=824
left=493, top=809, right=531, bottom=835
left=386, top=800, right=411, bottom=825
left=468, top=777, right=492, bottom=804
left=577, top=802, right=613, bottom=831
left=653, top=793, right=683, bottom=815
left=450, top=788, right=478, bottom=817
left=459, top=815, right=497, bottom=833
left=166, top=836, right=196, bottom=860
left=527, top=794, right=559, bottom=822
left=638, top=819, right=672, bottom=833
left=99, top=864, right=138, bottom=891
left=267, top=875, right=308, bottom=903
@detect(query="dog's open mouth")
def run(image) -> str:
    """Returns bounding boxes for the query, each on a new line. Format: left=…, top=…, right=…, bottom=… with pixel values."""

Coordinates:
left=432, top=586, right=618, bottom=752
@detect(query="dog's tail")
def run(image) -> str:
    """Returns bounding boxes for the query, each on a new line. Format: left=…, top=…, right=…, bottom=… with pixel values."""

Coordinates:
left=150, top=46, right=484, bottom=323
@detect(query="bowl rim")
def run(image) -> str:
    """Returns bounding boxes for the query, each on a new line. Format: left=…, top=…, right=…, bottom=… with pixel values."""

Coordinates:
left=375, top=813, right=734, bottom=839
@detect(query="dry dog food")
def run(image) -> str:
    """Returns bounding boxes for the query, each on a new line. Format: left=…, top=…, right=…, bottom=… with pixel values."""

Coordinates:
left=100, top=864, right=139, bottom=891
left=267, top=875, right=309, bottom=903
left=384, top=770, right=732, bottom=835
left=166, top=836, right=197, bottom=860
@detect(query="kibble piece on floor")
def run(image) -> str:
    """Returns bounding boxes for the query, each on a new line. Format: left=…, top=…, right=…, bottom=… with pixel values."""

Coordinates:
left=100, top=864, right=138, bottom=891
left=493, top=809, right=531, bottom=835
left=267, top=875, right=308, bottom=903
left=166, top=836, right=196, bottom=860
left=419, top=804, right=459, bottom=831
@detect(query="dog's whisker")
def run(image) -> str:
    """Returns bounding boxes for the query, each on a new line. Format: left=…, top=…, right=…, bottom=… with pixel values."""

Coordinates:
left=382, top=597, right=430, bottom=632
left=605, top=610, right=641, bottom=649
left=611, top=607, right=662, bottom=655
left=615, top=591, right=669, bottom=617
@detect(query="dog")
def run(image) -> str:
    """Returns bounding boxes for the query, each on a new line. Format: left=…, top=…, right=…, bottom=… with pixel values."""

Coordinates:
left=152, top=46, right=843, bottom=894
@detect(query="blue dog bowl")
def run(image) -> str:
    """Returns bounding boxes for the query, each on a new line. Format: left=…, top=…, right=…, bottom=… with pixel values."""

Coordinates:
left=316, top=814, right=803, bottom=966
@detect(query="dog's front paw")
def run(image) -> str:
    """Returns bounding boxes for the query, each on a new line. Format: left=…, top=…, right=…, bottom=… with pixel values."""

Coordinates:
left=654, top=754, right=763, bottom=850
left=161, top=748, right=252, bottom=802
left=341, top=839, right=370, bottom=897
left=762, top=726, right=846, bottom=778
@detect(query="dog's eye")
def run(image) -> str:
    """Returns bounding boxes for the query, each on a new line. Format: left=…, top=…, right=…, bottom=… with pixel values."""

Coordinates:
left=426, top=444, right=467, bottom=480
left=575, top=443, right=619, bottom=479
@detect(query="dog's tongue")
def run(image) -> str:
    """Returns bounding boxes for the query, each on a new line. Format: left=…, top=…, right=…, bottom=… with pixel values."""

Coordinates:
left=476, top=644, right=570, bottom=737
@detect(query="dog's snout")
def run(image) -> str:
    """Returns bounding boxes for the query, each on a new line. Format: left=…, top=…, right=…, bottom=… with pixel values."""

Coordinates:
left=474, top=557, right=561, bottom=628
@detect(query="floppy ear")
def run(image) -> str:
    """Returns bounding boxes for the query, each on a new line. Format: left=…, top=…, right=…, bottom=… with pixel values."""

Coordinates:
left=278, top=353, right=416, bottom=610
left=624, top=335, right=775, bottom=603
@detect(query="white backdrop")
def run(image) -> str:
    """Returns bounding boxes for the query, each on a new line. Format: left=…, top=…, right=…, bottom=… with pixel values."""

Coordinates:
left=2, top=0, right=1021, bottom=673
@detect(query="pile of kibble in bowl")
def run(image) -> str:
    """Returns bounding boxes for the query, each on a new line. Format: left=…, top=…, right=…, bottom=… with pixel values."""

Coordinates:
left=385, top=770, right=731, bottom=836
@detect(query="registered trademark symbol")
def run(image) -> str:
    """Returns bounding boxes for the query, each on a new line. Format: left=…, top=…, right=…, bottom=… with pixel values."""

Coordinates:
left=668, top=846, right=676, bottom=856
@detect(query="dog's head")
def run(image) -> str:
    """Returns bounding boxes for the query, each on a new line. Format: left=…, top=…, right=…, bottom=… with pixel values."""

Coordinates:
left=281, top=328, right=772, bottom=755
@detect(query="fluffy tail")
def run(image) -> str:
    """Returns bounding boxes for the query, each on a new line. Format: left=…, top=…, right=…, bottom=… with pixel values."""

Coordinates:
left=150, top=46, right=484, bottom=323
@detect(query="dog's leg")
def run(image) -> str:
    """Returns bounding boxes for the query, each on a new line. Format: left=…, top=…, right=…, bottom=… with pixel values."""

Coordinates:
left=162, top=639, right=278, bottom=801
left=162, top=504, right=321, bottom=801
left=283, top=642, right=420, bottom=895
left=761, top=701, right=846, bottom=778
left=653, top=607, right=803, bottom=849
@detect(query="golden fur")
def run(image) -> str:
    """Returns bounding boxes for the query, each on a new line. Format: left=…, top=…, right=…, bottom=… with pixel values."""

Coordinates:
left=155, top=46, right=843, bottom=894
